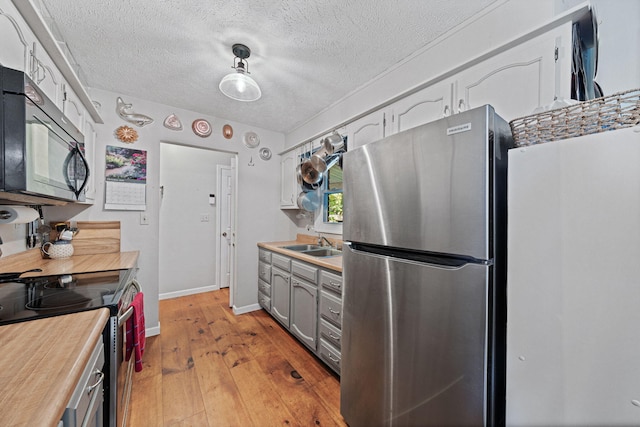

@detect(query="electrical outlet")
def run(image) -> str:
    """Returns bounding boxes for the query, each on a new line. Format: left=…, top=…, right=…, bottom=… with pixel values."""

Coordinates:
left=200, top=214, right=210, bottom=222
left=140, top=212, right=149, bottom=225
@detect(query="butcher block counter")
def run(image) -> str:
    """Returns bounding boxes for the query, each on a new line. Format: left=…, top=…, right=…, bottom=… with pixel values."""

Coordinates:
left=258, top=234, right=342, bottom=272
left=0, top=308, right=109, bottom=427
left=0, top=248, right=139, bottom=276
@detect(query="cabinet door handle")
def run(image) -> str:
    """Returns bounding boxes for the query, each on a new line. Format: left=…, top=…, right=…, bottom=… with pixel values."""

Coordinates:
left=328, top=307, right=340, bottom=315
left=458, top=99, right=466, bottom=113
left=87, top=369, right=105, bottom=392
left=328, top=332, right=340, bottom=341
left=328, top=353, right=340, bottom=364
left=443, top=105, right=451, bottom=117
left=81, top=369, right=105, bottom=427
left=329, top=281, right=342, bottom=290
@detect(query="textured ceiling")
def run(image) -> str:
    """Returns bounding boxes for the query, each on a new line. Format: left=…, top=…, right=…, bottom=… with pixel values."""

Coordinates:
left=39, top=0, right=497, bottom=134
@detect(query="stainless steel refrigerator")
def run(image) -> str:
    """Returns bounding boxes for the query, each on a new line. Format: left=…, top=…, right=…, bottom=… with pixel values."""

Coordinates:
left=341, top=105, right=512, bottom=426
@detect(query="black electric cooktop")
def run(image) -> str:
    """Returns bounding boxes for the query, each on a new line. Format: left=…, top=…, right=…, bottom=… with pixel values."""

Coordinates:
left=0, top=270, right=130, bottom=326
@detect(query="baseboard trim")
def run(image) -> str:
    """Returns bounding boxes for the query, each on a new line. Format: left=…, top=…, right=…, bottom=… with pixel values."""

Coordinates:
left=146, top=323, right=161, bottom=337
left=159, top=285, right=219, bottom=300
left=232, top=303, right=261, bottom=315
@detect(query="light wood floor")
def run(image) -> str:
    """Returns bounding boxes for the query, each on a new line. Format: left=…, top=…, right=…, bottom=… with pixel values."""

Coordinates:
left=128, top=288, right=346, bottom=426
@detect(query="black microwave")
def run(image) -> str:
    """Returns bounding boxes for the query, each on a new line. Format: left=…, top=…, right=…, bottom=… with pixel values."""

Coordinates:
left=0, top=65, right=89, bottom=204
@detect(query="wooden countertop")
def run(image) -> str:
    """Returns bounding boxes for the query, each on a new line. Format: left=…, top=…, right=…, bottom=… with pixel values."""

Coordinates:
left=258, top=235, right=342, bottom=273
left=0, top=249, right=139, bottom=276
left=0, top=308, right=110, bottom=427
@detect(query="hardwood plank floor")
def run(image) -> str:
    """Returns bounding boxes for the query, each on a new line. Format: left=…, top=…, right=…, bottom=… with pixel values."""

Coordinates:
left=129, top=288, right=346, bottom=426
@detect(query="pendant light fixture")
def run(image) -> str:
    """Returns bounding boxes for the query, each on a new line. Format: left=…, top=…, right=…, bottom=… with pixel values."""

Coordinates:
left=219, top=43, right=262, bottom=102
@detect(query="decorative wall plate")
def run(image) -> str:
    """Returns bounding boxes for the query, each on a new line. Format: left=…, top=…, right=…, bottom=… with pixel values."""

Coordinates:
left=223, top=124, right=233, bottom=139
left=259, top=147, right=272, bottom=161
left=115, top=125, right=138, bottom=143
left=163, top=113, right=183, bottom=130
left=192, top=119, right=212, bottom=137
left=243, top=131, right=260, bottom=148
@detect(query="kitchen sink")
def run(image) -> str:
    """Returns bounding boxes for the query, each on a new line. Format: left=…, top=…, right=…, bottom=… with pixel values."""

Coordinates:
left=302, top=248, right=342, bottom=257
left=281, top=244, right=323, bottom=251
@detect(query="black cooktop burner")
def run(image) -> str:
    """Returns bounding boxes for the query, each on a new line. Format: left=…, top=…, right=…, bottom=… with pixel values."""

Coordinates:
left=0, top=270, right=130, bottom=325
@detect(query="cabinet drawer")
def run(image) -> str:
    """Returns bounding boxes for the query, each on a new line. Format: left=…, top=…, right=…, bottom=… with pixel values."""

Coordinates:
left=292, top=260, right=318, bottom=283
left=258, top=292, right=271, bottom=311
left=259, top=249, right=272, bottom=264
left=319, top=319, right=342, bottom=349
left=272, top=253, right=291, bottom=271
left=258, top=279, right=271, bottom=297
left=258, top=261, right=271, bottom=284
left=319, top=338, right=341, bottom=374
left=320, top=270, right=342, bottom=295
left=320, top=290, right=342, bottom=328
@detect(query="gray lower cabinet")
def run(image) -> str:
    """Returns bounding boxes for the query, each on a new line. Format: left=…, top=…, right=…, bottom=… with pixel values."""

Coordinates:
left=290, top=276, right=318, bottom=351
left=318, top=270, right=343, bottom=374
left=257, top=249, right=272, bottom=310
left=290, top=260, right=318, bottom=351
left=257, top=247, right=342, bottom=375
left=271, top=266, right=291, bottom=328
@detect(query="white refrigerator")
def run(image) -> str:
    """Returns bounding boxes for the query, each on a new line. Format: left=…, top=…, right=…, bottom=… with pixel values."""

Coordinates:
left=506, top=126, right=640, bottom=425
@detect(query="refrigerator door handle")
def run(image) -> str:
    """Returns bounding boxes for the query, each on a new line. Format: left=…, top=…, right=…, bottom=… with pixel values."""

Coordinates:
left=346, top=241, right=492, bottom=268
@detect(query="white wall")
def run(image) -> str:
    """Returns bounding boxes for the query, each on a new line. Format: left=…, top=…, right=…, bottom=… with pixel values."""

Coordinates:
left=590, top=0, right=640, bottom=95
left=0, top=222, right=30, bottom=256
left=158, top=143, right=234, bottom=296
left=45, top=89, right=287, bottom=334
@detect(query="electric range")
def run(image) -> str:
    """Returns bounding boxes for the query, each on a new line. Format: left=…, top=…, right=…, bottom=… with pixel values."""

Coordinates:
left=0, top=270, right=130, bottom=326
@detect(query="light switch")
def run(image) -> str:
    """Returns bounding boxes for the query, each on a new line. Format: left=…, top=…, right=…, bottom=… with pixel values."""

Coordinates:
left=140, top=212, right=149, bottom=225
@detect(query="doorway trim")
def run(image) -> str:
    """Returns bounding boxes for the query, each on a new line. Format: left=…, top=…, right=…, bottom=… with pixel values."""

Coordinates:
left=158, top=140, right=238, bottom=308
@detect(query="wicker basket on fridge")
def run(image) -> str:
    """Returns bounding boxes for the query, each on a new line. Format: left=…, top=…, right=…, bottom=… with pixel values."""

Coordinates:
left=509, top=88, right=640, bottom=147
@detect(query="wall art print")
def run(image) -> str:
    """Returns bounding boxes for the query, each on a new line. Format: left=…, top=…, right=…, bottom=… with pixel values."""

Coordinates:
left=105, top=145, right=147, bottom=182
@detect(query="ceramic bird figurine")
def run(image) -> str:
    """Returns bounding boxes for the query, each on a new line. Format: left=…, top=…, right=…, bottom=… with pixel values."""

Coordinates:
left=116, top=97, right=154, bottom=127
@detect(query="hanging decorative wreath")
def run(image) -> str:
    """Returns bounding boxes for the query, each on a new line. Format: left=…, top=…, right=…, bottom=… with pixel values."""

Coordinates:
left=115, top=125, right=138, bottom=143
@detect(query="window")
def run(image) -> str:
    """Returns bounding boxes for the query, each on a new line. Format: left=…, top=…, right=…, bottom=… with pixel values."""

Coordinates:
left=323, top=162, right=343, bottom=223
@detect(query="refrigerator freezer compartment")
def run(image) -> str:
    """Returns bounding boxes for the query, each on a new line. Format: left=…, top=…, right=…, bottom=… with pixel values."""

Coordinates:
left=341, top=246, right=492, bottom=426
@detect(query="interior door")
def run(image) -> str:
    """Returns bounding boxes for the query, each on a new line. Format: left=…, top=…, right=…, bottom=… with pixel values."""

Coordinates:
left=217, top=165, right=236, bottom=301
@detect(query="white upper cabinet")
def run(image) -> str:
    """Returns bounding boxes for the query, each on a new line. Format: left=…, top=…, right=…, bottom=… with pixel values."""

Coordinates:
left=30, top=43, right=64, bottom=107
left=0, top=0, right=30, bottom=71
left=387, top=80, right=454, bottom=135
left=0, top=0, right=82, bottom=113
left=453, top=22, right=572, bottom=121
left=382, top=22, right=573, bottom=136
left=345, top=109, right=386, bottom=151
left=280, top=150, right=298, bottom=209
left=63, top=83, right=85, bottom=132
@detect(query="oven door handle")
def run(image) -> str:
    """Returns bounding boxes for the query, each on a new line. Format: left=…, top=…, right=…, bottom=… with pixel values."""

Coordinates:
left=117, top=279, right=141, bottom=327
left=118, top=305, right=134, bottom=327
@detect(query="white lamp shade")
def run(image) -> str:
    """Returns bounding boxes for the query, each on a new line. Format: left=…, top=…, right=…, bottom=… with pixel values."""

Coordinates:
left=219, top=70, right=262, bottom=102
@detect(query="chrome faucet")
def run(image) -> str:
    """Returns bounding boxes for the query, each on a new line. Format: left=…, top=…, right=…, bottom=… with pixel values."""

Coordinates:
left=318, top=235, right=333, bottom=247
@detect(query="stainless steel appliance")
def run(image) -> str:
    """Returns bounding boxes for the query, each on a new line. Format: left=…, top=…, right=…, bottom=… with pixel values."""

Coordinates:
left=341, top=105, right=512, bottom=426
left=0, top=65, right=89, bottom=204
left=0, top=268, right=140, bottom=427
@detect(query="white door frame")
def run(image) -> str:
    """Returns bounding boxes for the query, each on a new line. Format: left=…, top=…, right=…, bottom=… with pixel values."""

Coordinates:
left=216, top=162, right=237, bottom=307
